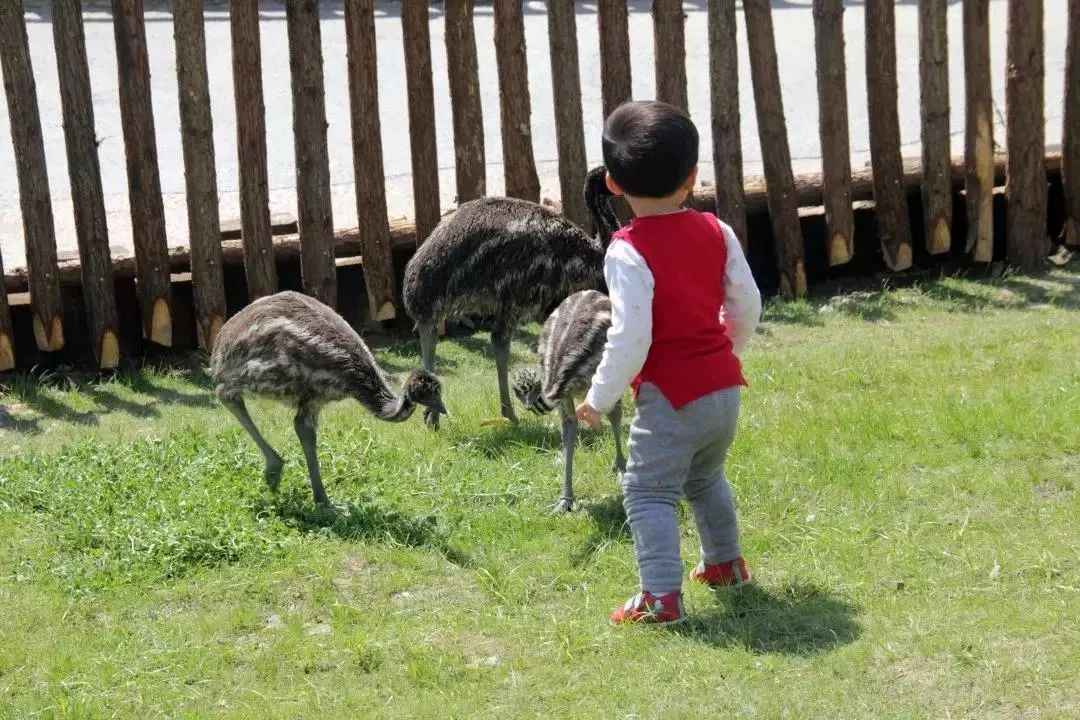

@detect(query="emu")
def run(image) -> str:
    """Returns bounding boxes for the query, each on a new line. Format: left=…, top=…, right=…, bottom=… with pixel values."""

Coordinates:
left=513, top=289, right=626, bottom=512
left=209, top=291, right=447, bottom=506
left=403, top=168, right=618, bottom=427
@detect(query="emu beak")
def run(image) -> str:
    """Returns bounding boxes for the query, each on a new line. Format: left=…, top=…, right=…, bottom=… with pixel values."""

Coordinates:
left=433, top=399, right=449, bottom=417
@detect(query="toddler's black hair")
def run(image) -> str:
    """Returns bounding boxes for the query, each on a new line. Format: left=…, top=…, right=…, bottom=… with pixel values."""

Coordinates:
left=602, top=100, right=699, bottom=198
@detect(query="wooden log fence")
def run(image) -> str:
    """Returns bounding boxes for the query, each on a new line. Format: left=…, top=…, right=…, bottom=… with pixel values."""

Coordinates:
left=0, top=0, right=64, bottom=353
left=53, top=0, right=118, bottom=367
left=1005, top=0, right=1048, bottom=269
left=812, top=0, right=854, bottom=266
left=1066, top=0, right=1080, bottom=247
left=230, top=0, right=278, bottom=299
left=964, top=0, right=995, bottom=262
left=345, top=0, right=396, bottom=321
left=0, top=2, right=1069, bottom=370
left=174, top=0, right=225, bottom=351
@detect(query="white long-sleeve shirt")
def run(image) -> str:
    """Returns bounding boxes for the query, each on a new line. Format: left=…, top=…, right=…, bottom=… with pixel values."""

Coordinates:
left=584, top=217, right=762, bottom=414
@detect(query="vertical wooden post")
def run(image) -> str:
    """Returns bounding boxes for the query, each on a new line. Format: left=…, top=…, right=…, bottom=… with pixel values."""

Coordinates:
left=345, top=0, right=396, bottom=321
left=112, top=0, right=172, bottom=346
left=742, top=0, right=806, bottom=298
left=1005, top=0, right=1047, bottom=269
left=653, top=0, right=688, bottom=113
left=708, top=0, right=746, bottom=249
left=230, top=0, right=278, bottom=299
left=812, top=0, right=854, bottom=266
left=494, top=0, right=540, bottom=201
left=865, top=0, right=913, bottom=272
left=286, top=0, right=337, bottom=308
left=1060, top=0, right=1080, bottom=247
left=174, top=0, right=226, bottom=350
left=548, top=0, right=588, bottom=229
left=445, top=0, right=486, bottom=204
left=918, top=0, right=952, bottom=256
left=0, top=257, right=12, bottom=370
left=402, top=0, right=442, bottom=244
left=53, top=0, right=119, bottom=366
left=0, top=0, right=65, bottom=352
left=963, top=0, right=994, bottom=262
left=598, top=0, right=632, bottom=118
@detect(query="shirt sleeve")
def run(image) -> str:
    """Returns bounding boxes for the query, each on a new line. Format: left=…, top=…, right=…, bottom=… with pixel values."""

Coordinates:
left=719, top=222, right=762, bottom=356
left=584, top=242, right=654, bottom=414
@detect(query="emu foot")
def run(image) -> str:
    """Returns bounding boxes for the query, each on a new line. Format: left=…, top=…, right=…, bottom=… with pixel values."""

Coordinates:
left=263, top=456, right=284, bottom=492
left=551, top=496, right=578, bottom=513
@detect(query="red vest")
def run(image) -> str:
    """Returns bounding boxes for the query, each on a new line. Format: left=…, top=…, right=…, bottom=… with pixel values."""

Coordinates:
left=614, top=209, right=747, bottom=410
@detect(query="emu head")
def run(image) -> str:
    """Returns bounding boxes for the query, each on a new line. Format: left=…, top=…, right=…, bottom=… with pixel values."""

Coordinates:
left=404, top=369, right=448, bottom=417
left=512, top=366, right=547, bottom=415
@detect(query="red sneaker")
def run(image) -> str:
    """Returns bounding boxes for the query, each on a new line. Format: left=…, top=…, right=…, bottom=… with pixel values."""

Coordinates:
left=690, top=556, right=751, bottom=589
left=609, top=591, right=686, bottom=625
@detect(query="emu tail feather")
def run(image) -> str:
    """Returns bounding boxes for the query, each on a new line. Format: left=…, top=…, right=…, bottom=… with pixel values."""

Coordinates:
left=584, top=165, right=620, bottom=246
left=512, top=367, right=557, bottom=415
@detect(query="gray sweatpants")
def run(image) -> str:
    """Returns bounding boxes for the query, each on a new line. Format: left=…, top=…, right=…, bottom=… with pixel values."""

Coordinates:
left=622, top=383, right=742, bottom=594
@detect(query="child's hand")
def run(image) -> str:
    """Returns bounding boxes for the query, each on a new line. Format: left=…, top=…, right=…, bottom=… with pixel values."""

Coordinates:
left=575, top=402, right=603, bottom=430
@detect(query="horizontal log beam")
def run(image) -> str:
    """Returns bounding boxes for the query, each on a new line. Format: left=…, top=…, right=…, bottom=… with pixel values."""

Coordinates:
left=4, top=152, right=1062, bottom=295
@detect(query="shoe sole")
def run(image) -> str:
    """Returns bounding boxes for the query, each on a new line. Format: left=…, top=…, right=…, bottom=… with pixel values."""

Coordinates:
left=610, top=615, right=688, bottom=627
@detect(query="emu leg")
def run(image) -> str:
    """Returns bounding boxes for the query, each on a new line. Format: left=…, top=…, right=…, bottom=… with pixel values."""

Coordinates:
left=492, top=328, right=518, bottom=424
left=608, top=401, right=627, bottom=474
left=553, top=398, right=578, bottom=512
left=221, top=396, right=284, bottom=490
left=294, top=402, right=329, bottom=506
left=418, top=321, right=441, bottom=429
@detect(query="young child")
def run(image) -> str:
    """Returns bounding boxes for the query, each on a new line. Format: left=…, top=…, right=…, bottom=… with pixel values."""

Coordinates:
left=575, top=100, right=762, bottom=625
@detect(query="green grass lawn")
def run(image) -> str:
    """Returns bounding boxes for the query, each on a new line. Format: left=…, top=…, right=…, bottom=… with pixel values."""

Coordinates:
left=1, top=269, right=1078, bottom=719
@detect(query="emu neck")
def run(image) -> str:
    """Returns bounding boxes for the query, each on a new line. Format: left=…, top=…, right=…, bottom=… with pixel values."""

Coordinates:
left=357, top=376, right=416, bottom=423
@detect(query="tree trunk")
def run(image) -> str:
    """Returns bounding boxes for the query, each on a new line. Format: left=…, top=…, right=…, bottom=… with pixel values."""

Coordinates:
left=494, top=0, right=540, bottom=201
left=547, top=0, right=588, bottom=229
left=112, top=0, right=171, bottom=345
left=402, top=0, right=442, bottom=243
left=345, top=0, right=396, bottom=321
left=742, top=0, right=806, bottom=298
left=598, top=0, right=632, bottom=118
left=919, top=0, right=952, bottom=256
left=812, top=0, right=854, bottom=266
left=1005, top=0, right=1048, bottom=269
left=707, top=0, right=747, bottom=249
left=963, top=0, right=994, bottom=262
left=865, top=0, right=913, bottom=271
left=230, top=0, right=278, bottom=300
left=445, top=0, right=486, bottom=204
left=174, top=0, right=225, bottom=350
left=52, top=0, right=118, bottom=366
left=652, top=0, right=688, bottom=113
left=0, top=0, right=64, bottom=352
left=1061, top=0, right=1080, bottom=247
left=286, top=0, right=337, bottom=308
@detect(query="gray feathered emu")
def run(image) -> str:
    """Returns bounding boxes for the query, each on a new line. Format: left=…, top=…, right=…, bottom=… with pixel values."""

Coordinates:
left=512, top=289, right=626, bottom=512
left=403, top=167, right=618, bottom=426
left=210, top=291, right=447, bottom=506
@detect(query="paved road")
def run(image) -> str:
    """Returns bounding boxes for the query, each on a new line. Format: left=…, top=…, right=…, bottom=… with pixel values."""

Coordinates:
left=0, top=0, right=1069, bottom=271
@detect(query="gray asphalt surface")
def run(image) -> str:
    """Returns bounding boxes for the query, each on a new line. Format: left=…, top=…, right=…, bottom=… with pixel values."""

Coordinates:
left=0, top=0, right=1069, bottom=271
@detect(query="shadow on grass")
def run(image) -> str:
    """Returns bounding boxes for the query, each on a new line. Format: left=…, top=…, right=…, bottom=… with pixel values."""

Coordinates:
left=261, top=486, right=471, bottom=568
left=672, top=583, right=860, bottom=656
left=461, top=420, right=564, bottom=460
left=0, top=366, right=217, bottom=433
left=570, top=494, right=631, bottom=567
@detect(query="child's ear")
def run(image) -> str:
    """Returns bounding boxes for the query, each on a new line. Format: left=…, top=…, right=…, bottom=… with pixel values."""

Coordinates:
left=605, top=171, right=624, bottom=197
left=684, top=165, right=699, bottom=191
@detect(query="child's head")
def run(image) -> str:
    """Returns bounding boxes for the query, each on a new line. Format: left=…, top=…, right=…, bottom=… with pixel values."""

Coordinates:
left=602, top=100, right=699, bottom=200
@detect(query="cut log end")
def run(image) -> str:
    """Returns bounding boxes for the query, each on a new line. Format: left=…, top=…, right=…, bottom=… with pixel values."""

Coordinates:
left=885, top=242, right=914, bottom=272
left=197, top=315, right=225, bottom=352
left=100, top=331, right=120, bottom=370
left=436, top=320, right=447, bottom=337
left=1064, top=218, right=1079, bottom=248
left=150, top=298, right=173, bottom=347
left=929, top=215, right=951, bottom=255
left=794, top=261, right=807, bottom=298
left=373, top=301, right=396, bottom=322
left=0, top=333, right=13, bottom=372
left=828, top=232, right=852, bottom=266
left=778, top=262, right=808, bottom=300
left=33, top=315, right=65, bottom=352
